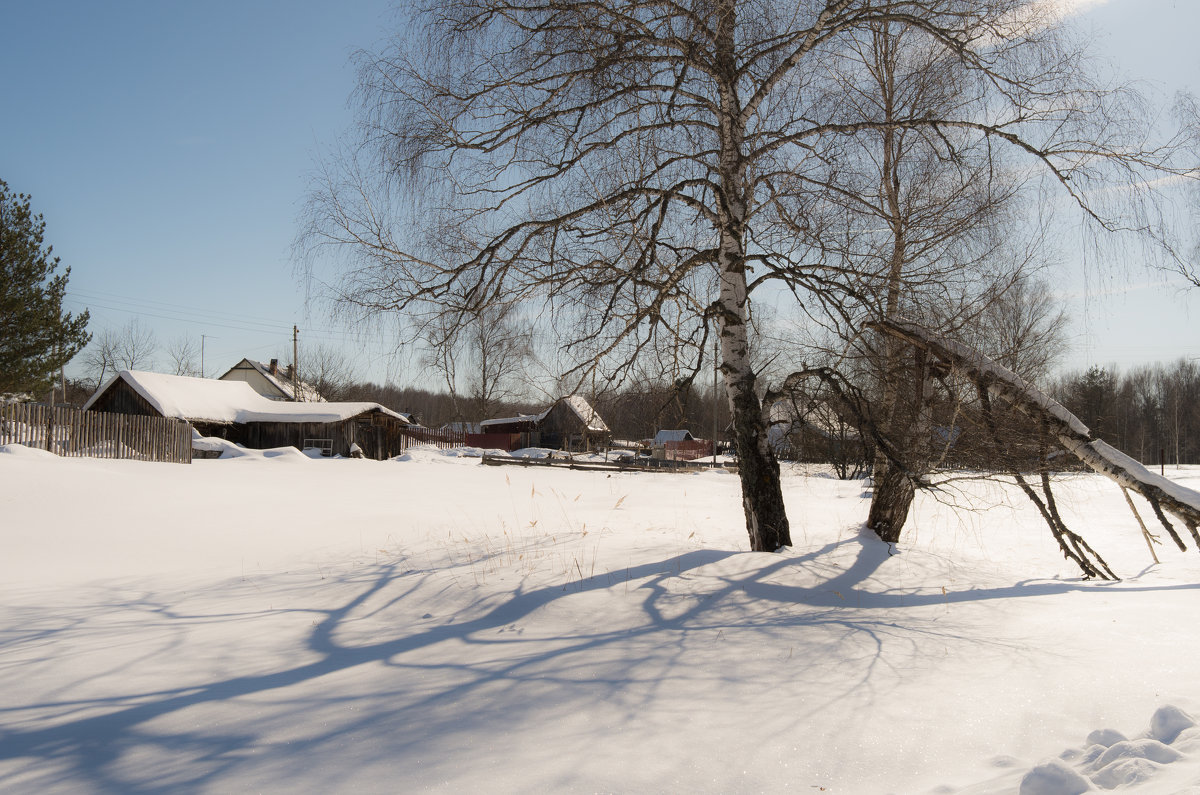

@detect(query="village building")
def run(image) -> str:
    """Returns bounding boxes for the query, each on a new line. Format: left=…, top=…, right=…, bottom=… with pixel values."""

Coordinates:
left=83, top=370, right=412, bottom=459
left=651, top=429, right=713, bottom=461
left=472, top=396, right=611, bottom=452
left=218, top=358, right=324, bottom=402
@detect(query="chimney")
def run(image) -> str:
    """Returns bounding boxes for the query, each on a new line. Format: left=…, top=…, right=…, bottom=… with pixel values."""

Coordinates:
left=285, top=364, right=294, bottom=381
left=269, top=358, right=279, bottom=375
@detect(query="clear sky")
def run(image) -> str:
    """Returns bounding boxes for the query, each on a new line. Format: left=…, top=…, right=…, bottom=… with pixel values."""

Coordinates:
left=1, top=0, right=1196, bottom=388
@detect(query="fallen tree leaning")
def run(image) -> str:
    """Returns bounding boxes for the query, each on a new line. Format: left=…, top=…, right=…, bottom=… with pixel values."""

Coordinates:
left=870, top=318, right=1200, bottom=556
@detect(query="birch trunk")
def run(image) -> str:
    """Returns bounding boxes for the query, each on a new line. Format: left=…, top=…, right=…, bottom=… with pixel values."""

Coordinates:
left=866, top=24, right=926, bottom=543
left=715, top=0, right=791, bottom=552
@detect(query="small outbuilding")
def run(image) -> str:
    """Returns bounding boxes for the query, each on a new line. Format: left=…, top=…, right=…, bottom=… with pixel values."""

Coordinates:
left=473, top=396, right=611, bottom=452
left=651, top=429, right=713, bottom=461
left=84, top=370, right=413, bottom=459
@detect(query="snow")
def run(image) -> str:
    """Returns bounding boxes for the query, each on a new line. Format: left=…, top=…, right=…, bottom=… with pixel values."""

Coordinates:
left=1090, top=439, right=1200, bottom=514
left=2, top=448, right=1200, bottom=793
left=83, top=370, right=411, bottom=425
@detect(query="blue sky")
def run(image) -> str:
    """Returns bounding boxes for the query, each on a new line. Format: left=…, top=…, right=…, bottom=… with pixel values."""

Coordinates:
left=1, top=0, right=1196, bottom=387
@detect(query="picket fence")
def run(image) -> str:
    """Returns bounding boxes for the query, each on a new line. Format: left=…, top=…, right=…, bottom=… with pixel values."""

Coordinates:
left=1, top=403, right=192, bottom=464
left=398, top=426, right=467, bottom=451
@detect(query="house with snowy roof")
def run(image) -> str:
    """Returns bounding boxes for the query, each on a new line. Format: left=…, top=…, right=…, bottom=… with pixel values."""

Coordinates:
left=83, top=370, right=412, bottom=459
left=650, top=429, right=713, bottom=461
left=476, top=396, right=610, bottom=451
left=218, top=358, right=324, bottom=402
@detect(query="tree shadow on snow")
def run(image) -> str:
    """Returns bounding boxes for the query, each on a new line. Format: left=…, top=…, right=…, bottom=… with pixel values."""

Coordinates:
left=2, top=533, right=1198, bottom=792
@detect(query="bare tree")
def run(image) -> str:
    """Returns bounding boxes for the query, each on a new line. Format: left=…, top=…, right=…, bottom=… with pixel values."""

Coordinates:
left=303, top=0, right=1187, bottom=552
left=465, top=303, right=534, bottom=420
left=304, top=344, right=357, bottom=401
left=421, top=315, right=465, bottom=421
left=84, top=319, right=157, bottom=387
left=82, top=328, right=119, bottom=389
left=113, top=319, right=156, bottom=371
left=166, top=335, right=202, bottom=377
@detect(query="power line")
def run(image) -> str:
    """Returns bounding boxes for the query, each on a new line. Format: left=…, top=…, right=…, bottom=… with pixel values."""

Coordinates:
left=68, top=287, right=299, bottom=329
left=63, top=296, right=362, bottom=344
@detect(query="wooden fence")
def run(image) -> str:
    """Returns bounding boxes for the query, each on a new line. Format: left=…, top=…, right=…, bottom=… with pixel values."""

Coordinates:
left=1, top=403, right=192, bottom=464
left=397, top=426, right=467, bottom=451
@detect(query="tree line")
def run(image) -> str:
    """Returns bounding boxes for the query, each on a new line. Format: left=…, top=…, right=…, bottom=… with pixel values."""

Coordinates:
left=1053, top=361, right=1200, bottom=467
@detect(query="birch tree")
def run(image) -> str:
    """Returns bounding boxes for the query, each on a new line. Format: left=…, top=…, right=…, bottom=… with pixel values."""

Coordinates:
left=304, top=0, right=1185, bottom=552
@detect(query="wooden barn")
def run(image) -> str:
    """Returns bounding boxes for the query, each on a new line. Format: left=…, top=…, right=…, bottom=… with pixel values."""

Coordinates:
left=83, top=370, right=413, bottom=459
left=474, top=396, right=610, bottom=452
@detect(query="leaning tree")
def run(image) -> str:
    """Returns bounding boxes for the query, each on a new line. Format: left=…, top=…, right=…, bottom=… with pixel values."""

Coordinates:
left=303, top=0, right=1189, bottom=552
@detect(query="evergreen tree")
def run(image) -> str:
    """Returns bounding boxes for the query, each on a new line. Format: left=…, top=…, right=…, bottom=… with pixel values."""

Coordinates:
left=0, top=180, right=90, bottom=395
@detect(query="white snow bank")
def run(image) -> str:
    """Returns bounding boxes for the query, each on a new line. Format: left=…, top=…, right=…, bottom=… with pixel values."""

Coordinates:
left=392, top=444, right=500, bottom=464
left=190, top=432, right=313, bottom=462
left=0, top=442, right=59, bottom=459
left=510, top=447, right=557, bottom=459
left=1019, top=759, right=1090, bottom=795
left=1021, top=705, right=1198, bottom=793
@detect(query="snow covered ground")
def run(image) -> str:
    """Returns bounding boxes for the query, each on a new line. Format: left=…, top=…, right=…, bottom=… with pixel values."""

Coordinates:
left=2, top=443, right=1199, bottom=793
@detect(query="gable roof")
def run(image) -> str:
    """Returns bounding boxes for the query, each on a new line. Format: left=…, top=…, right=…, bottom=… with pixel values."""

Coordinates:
left=83, top=370, right=410, bottom=425
left=218, top=358, right=325, bottom=402
left=553, top=395, right=609, bottom=432
left=654, top=429, right=695, bottom=443
left=479, top=396, right=609, bottom=433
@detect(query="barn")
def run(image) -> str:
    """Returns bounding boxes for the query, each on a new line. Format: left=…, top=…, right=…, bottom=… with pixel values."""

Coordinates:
left=83, top=370, right=413, bottom=459
left=474, top=396, right=610, bottom=452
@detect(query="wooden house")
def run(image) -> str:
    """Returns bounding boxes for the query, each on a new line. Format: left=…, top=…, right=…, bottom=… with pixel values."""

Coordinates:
left=218, top=358, right=325, bottom=402
left=83, top=370, right=413, bottom=459
left=475, top=396, right=610, bottom=452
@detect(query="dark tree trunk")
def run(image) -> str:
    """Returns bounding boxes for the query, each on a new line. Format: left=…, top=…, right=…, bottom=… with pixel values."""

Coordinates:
left=867, top=457, right=914, bottom=544
left=729, top=382, right=791, bottom=552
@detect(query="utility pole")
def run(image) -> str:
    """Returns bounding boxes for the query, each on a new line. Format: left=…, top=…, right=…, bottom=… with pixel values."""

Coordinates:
left=293, top=325, right=301, bottom=401
left=201, top=334, right=207, bottom=378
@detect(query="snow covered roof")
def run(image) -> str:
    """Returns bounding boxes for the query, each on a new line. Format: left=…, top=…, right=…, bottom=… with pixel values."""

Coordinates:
left=654, top=429, right=695, bottom=443
left=479, top=396, right=608, bottom=433
left=83, top=371, right=410, bottom=425
left=480, top=413, right=539, bottom=429
left=551, top=396, right=609, bottom=432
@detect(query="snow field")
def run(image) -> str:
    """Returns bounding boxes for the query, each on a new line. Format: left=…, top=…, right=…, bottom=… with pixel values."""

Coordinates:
left=1, top=444, right=1199, bottom=792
